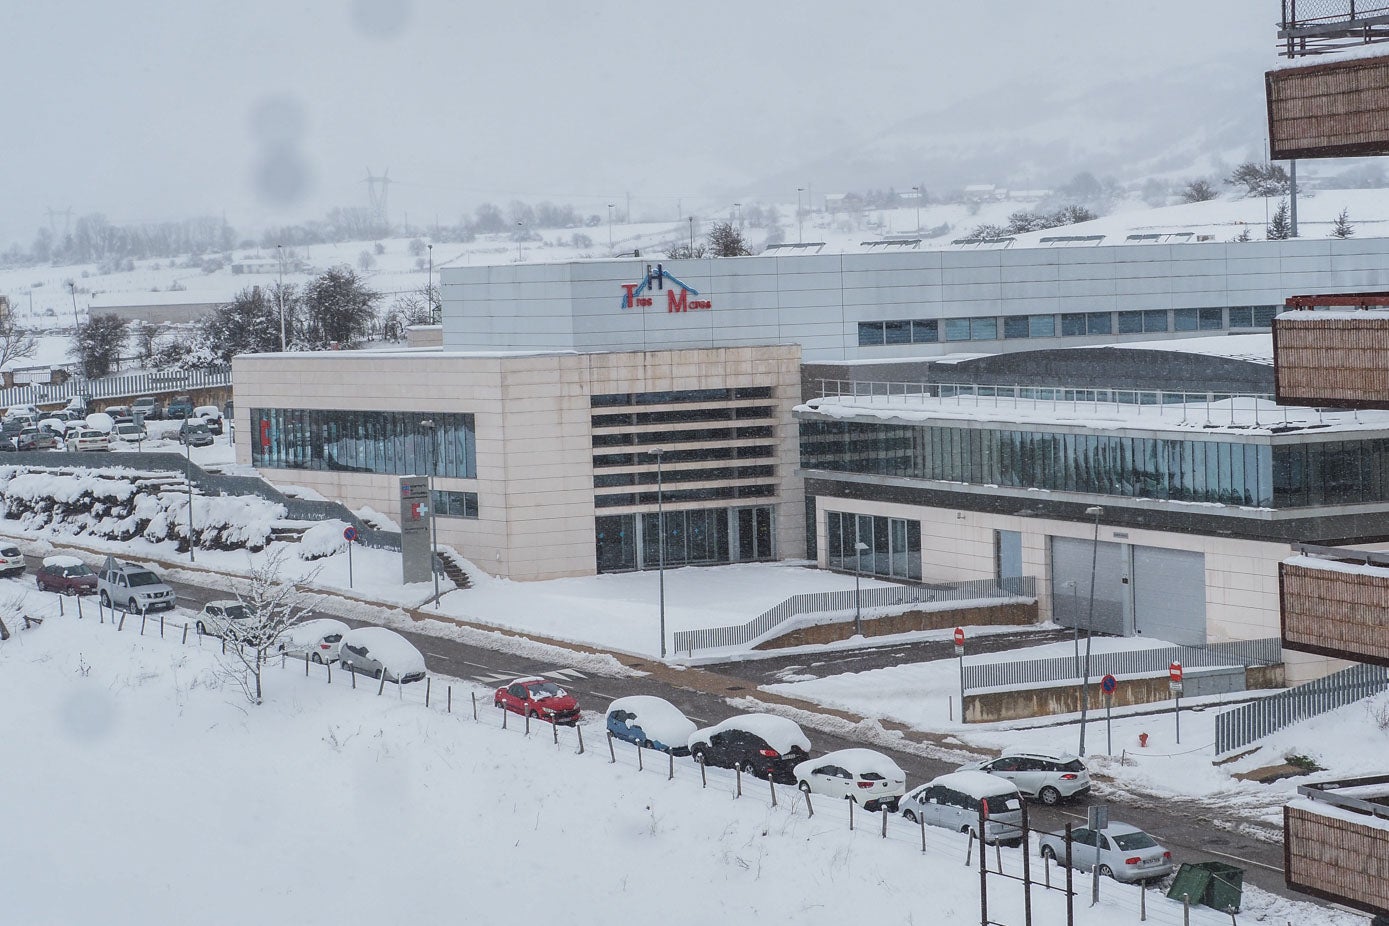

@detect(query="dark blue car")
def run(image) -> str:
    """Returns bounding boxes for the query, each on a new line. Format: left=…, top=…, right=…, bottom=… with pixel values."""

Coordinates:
left=604, top=695, right=697, bottom=755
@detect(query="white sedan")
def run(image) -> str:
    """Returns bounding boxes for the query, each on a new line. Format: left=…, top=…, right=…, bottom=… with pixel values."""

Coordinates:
left=195, top=600, right=253, bottom=638
left=67, top=429, right=110, bottom=452
left=276, top=618, right=350, bottom=664
left=794, top=748, right=907, bottom=812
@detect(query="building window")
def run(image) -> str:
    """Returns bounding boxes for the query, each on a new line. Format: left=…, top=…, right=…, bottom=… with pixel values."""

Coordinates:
left=1029, top=314, right=1056, bottom=337
left=1174, top=307, right=1224, bottom=332
left=944, top=318, right=972, bottom=341
left=1086, top=312, right=1112, bottom=335
left=995, top=529, right=1022, bottom=580
left=970, top=317, right=998, bottom=340
left=884, top=320, right=912, bottom=344
left=857, top=322, right=885, bottom=345
left=1003, top=316, right=1030, bottom=339
left=1230, top=306, right=1279, bottom=328
left=1060, top=313, right=1087, bottom=336
left=250, top=408, right=476, bottom=478
left=824, top=510, right=921, bottom=580
left=911, top=320, right=939, bottom=343
left=432, top=490, right=479, bottom=518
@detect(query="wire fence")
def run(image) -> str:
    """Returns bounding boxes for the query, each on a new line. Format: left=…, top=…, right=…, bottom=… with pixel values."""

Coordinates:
left=962, top=638, right=1283, bottom=693
left=1282, top=0, right=1389, bottom=28
left=672, top=576, right=1036, bottom=655
left=1214, top=662, right=1389, bottom=760
left=19, top=594, right=1244, bottom=926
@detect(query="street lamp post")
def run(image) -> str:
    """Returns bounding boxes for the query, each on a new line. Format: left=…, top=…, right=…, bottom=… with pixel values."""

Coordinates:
left=687, top=216, right=694, bottom=254
left=646, top=448, right=667, bottom=658
left=516, top=222, right=524, bottom=261
left=607, top=203, right=615, bottom=252
left=796, top=188, right=805, bottom=243
left=911, top=186, right=921, bottom=231
left=853, top=540, right=869, bottom=636
left=276, top=244, right=286, bottom=350
left=420, top=419, right=440, bottom=605
left=68, top=282, right=80, bottom=331
left=184, top=439, right=195, bottom=563
left=733, top=202, right=742, bottom=227
left=1077, top=505, right=1105, bottom=756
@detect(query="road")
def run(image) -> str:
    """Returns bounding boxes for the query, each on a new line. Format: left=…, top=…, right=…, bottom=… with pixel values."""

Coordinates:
left=25, top=549, right=1295, bottom=906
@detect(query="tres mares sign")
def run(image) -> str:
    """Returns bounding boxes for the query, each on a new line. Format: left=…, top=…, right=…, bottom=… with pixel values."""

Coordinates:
left=619, top=263, right=712, bottom=313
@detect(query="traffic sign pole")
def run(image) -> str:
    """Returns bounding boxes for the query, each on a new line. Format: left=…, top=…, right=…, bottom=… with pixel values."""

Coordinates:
left=1101, top=674, right=1117, bottom=756
left=1169, top=662, right=1184, bottom=744
left=343, top=525, right=359, bottom=589
left=954, top=628, right=965, bottom=723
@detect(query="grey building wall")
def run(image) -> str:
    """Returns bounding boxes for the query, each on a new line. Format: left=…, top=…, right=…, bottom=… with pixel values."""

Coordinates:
left=441, top=237, right=1389, bottom=362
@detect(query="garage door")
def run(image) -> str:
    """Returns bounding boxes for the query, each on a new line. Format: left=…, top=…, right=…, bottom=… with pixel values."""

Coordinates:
left=1049, top=536, right=1127, bottom=636
left=1132, top=546, right=1206, bottom=646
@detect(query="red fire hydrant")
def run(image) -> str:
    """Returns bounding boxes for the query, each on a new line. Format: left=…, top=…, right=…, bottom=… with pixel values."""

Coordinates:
left=1139, top=733, right=1149, bottom=748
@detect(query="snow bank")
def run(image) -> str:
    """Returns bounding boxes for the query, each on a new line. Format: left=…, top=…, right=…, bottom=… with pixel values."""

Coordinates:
left=298, top=518, right=350, bottom=560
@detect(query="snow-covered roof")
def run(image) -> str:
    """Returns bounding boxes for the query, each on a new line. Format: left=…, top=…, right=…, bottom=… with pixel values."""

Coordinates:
left=797, top=392, right=1389, bottom=437
left=606, top=696, right=696, bottom=743
left=341, top=627, right=425, bottom=674
left=42, top=554, right=84, bottom=568
left=1105, top=333, right=1273, bottom=365
left=931, top=770, right=1021, bottom=800
left=796, top=748, right=905, bottom=779
left=90, top=291, right=227, bottom=308
left=282, top=619, right=349, bottom=642
left=694, top=714, right=811, bottom=753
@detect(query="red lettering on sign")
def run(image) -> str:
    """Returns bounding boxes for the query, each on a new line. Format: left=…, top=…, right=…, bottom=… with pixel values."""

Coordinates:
left=621, top=284, right=639, bottom=308
left=667, top=289, right=688, bottom=312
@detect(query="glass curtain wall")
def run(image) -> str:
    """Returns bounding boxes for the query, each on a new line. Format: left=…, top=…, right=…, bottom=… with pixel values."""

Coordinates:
left=251, top=408, right=476, bottom=478
left=824, top=511, right=922, bottom=580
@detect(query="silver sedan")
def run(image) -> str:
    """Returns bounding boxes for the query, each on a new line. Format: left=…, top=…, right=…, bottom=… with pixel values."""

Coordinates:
left=1036, top=822, right=1173, bottom=883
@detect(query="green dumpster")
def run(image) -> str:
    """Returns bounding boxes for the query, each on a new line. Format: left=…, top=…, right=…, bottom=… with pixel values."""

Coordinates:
left=1166, top=862, right=1244, bottom=912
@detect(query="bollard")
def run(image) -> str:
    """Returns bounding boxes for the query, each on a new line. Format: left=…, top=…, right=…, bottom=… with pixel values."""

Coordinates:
left=59, top=597, right=65, bottom=618
left=965, top=830, right=973, bottom=866
left=1181, top=893, right=1190, bottom=926
left=502, top=705, right=508, bottom=729
left=881, top=805, right=887, bottom=838
left=1139, top=881, right=1146, bottom=921
left=425, top=677, right=431, bottom=708
left=140, top=613, right=147, bottom=636
left=636, top=742, right=643, bottom=770
left=849, top=797, right=855, bottom=831
left=326, top=661, right=332, bottom=684
left=805, top=789, right=814, bottom=817
left=669, top=753, right=675, bottom=781
left=697, top=754, right=707, bottom=788
left=305, top=653, right=310, bottom=676
left=117, top=612, right=126, bottom=632
left=280, top=653, right=285, bottom=668
left=221, top=636, right=226, bottom=654
left=995, top=839, right=1003, bottom=874
left=576, top=725, right=584, bottom=754
left=551, top=720, right=558, bottom=745
left=949, top=694, right=953, bottom=722
left=735, top=766, right=741, bottom=798
left=606, top=731, right=615, bottom=763
left=377, top=672, right=387, bottom=696
left=1044, top=854, right=1051, bottom=889
left=919, top=810, right=926, bottom=852
left=159, top=614, right=164, bottom=638
left=181, top=624, right=188, bottom=645
left=524, top=711, right=530, bottom=735
left=769, top=776, right=777, bottom=807
left=77, top=596, right=83, bottom=620
left=350, top=664, right=356, bottom=689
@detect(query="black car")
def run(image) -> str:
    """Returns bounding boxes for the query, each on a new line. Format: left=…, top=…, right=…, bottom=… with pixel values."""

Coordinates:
left=687, top=714, right=812, bottom=784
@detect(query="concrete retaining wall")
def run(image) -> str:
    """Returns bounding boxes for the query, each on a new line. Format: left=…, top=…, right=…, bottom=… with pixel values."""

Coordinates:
left=755, top=600, right=1037, bottom=649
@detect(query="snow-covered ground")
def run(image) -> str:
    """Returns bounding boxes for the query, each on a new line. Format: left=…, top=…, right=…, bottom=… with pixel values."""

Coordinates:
left=0, top=609, right=1356, bottom=926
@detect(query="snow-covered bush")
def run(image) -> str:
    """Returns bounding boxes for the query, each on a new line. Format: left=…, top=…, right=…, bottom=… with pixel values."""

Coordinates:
left=298, top=519, right=350, bottom=560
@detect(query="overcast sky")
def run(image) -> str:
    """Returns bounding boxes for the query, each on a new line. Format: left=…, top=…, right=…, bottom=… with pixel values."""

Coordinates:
left=3, top=1, right=1277, bottom=248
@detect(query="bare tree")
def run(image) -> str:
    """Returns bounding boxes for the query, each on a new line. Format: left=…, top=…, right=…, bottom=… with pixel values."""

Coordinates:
left=0, top=311, right=36, bottom=372
left=1179, top=179, right=1219, bottom=203
left=215, top=551, right=321, bottom=704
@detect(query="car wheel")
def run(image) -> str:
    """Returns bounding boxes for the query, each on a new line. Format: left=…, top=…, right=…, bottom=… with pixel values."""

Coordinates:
left=1098, top=865, right=1114, bottom=878
left=798, top=780, right=811, bottom=793
left=99, top=591, right=111, bottom=607
left=642, top=739, right=653, bottom=749
left=903, top=809, right=918, bottom=823
left=310, top=652, right=323, bottom=664
left=691, top=749, right=706, bottom=765
left=63, top=586, right=76, bottom=597
left=373, top=668, right=383, bottom=680
left=494, top=698, right=504, bottom=709
left=196, top=621, right=207, bottom=635
left=1041, top=845, right=1057, bottom=861
left=1038, top=786, right=1062, bottom=806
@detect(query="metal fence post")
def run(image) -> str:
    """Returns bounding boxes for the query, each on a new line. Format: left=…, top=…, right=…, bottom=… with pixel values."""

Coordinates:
left=576, top=725, right=584, bottom=754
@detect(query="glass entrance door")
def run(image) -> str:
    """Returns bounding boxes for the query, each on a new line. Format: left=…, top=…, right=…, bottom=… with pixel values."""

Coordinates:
left=735, top=506, right=774, bottom=561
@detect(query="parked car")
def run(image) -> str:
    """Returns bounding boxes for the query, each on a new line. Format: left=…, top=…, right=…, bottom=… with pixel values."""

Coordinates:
left=605, top=695, right=696, bottom=754
left=64, top=396, right=89, bottom=417
left=97, top=560, right=177, bottom=612
left=67, top=429, right=110, bottom=452
left=195, top=600, right=253, bottom=638
left=194, top=405, right=224, bottom=435
left=687, top=714, right=811, bottom=783
left=0, top=544, right=25, bottom=578
left=794, top=748, right=907, bottom=812
left=5, top=404, right=41, bottom=422
left=103, top=405, right=131, bottom=419
left=900, top=771, right=1025, bottom=845
left=35, top=555, right=97, bottom=595
left=111, top=422, right=148, bottom=443
left=338, top=627, right=426, bottom=683
left=60, top=419, right=88, bottom=439
left=1036, top=822, right=1173, bottom=884
left=84, top=412, right=114, bottom=433
left=177, top=419, right=214, bottom=447
left=1, top=415, right=34, bottom=436
left=495, top=676, right=581, bottom=725
left=958, top=748, right=1092, bottom=805
left=132, top=396, right=163, bottom=420
left=15, top=427, right=57, bottom=451
left=166, top=395, right=196, bottom=419
left=276, top=618, right=350, bottom=664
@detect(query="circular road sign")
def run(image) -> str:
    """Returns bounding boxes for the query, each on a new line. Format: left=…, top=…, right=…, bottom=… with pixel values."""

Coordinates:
left=953, top=627, right=965, bottom=646
left=343, top=525, right=359, bottom=543
left=1169, top=661, right=1183, bottom=682
left=1101, top=674, right=1118, bottom=694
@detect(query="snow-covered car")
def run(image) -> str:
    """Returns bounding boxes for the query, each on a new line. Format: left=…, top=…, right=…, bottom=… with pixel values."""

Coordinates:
left=177, top=419, right=214, bottom=447
left=194, top=405, right=224, bottom=435
left=103, top=405, right=131, bottom=420
left=83, top=412, right=114, bottom=433
left=1036, top=822, right=1173, bottom=883
left=67, top=429, right=110, bottom=452
left=194, top=600, right=253, bottom=638
left=338, top=627, right=426, bottom=683
left=0, top=544, right=25, bottom=578
left=38, top=417, right=66, bottom=435
left=5, top=404, right=41, bottom=422
left=15, top=427, right=57, bottom=451
left=495, top=676, right=581, bottom=725
left=900, top=771, right=1024, bottom=845
left=276, top=618, right=350, bottom=664
left=111, top=422, right=148, bottom=443
left=794, top=748, right=906, bottom=812
left=605, top=695, right=696, bottom=754
left=957, top=748, right=1091, bottom=805
left=97, top=560, right=176, bottom=612
left=687, top=714, right=811, bottom=783
left=35, top=555, right=96, bottom=595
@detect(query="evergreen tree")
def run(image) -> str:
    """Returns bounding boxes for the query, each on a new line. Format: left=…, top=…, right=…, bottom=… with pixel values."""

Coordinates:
left=300, top=266, right=378, bottom=348
left=1233, top=226, right=1252, bottom=242
left=1332, top=208, right=1355, bottom=238
left=198, top=285, right=289, bottom=362
left=1266, top=200, right=1293, bottom=240
left=707, top=222, right=751, bottom=257
left=69, top=313, right=130, bottom=378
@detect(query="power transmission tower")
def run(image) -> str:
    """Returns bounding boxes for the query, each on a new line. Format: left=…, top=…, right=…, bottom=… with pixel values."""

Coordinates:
left=46, top=207, right=73, bottom=238
left=363, top=168, right=392, bottom=231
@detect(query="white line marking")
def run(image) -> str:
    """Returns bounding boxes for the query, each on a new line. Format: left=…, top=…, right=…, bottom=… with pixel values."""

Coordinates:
left=461, top=661, right=494, bottom=670
left=558, top=668, right=588, bottom=678
left=588, top=691, right=622, bottom=702
left=426, top=652, right=449, bottom=660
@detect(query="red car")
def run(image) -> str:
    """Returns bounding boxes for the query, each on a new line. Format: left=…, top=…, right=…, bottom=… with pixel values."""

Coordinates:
left=35, top=555, right=97, bottom=595
left=494, top=677, right=581, bottom=725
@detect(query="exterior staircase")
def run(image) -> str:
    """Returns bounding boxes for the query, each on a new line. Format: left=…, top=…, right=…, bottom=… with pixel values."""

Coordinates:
left=434, top=549, right=473, bottom=590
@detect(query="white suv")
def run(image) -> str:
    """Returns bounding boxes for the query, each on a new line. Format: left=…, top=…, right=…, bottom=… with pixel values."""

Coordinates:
left=97, top=561, right=177, bottom=612
left=957, top=749, right=1091, bottom=805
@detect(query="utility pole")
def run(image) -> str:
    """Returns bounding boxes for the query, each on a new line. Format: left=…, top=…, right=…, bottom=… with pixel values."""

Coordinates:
left=277, top=244, right=286, bottom=350
left=1290, top=159, right=1299, bottom=237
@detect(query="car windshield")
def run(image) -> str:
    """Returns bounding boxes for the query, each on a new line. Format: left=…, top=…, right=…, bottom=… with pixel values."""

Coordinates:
left=1111, top=832, right=1158, bottom=851
left=186, top=424, right=209, bottom=434
left=223, top=604, right=250, bottom=621
left=528, top=682, right=566, bottom=698
left=126, top=571, right=162, bottom=587
left=61, top=565, right=92, bottom=577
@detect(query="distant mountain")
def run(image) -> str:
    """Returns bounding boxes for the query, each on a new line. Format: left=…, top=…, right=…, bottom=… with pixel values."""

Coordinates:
left=754, top=61, right=1270, bottom=197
